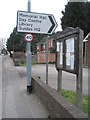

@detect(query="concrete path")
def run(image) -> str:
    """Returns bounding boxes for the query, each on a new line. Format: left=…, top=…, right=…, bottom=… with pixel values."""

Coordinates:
left=2, top=55, right=49, bottom=118
left=32, top=64, right=88, bottom=95
left=0, top=55, right=2, bottom=119
left=16, top=63, right=88, bottom=95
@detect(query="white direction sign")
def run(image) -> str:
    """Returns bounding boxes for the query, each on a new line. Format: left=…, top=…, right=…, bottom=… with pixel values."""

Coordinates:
left=17, top=11, right=58, bottom=34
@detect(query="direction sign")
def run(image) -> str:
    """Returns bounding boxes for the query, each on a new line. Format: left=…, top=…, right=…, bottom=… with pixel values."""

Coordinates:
left=17, top=11, right=58, bottom=34
left=25, top=34, right=33, bottom=42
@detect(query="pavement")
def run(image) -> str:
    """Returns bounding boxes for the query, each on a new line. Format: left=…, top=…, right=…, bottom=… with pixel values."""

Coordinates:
left=1, top=55, right=88, bottom=118
left=16, top=61, right=88, bottom=95
left=2, top=55, right=49, bottom=118
left=0, top=56, right=2, bottom=119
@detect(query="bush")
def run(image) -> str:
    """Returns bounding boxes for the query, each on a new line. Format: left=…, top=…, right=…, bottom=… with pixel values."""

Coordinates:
left=49, top=47, right=56, bottom=53
left=14, top=52, right=25, bottom=59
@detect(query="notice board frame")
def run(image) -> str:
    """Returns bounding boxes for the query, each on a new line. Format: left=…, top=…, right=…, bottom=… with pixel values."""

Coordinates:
left=56, top=27, right=83, bottom=75
left=55, top=27, right=84, bottom=109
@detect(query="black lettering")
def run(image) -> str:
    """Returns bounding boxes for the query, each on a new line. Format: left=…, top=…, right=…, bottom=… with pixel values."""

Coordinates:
left=19, top=17, right=26, bottom=22
left=34, top=28, right=40, bottom=31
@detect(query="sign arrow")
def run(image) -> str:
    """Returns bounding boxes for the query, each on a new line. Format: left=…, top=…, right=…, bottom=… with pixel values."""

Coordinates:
left=48, top=16, right=56, bottom=34
left=17, top=11, right=58, bottom=34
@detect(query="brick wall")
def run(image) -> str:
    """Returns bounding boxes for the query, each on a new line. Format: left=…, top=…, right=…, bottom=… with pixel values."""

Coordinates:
left=14, top=52, right=25, bottom=59
left=38, top=53, right=55, bottom=64
left=49, top=53, right=55, bottom=63
left=32, top=75, right=87, bottom=118
left=31, top=54, right=38, bottom=64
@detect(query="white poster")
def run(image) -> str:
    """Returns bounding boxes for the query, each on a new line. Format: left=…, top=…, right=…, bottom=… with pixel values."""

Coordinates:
left=66, top=38, right=74, bottom=53
left=60, top=42, right=63, bottom=65
left=66, top=53, right=70, bottom=66
left=57, top=42, right=60, bottom=52
left=66, top=38, right=74, bottom=69
left=70, top=55, right=74, bottom=70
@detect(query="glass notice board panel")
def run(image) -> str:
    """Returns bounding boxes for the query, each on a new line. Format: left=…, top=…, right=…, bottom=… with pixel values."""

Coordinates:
left=60, top=42, right=63, bottom=65
left=65, top=38, right=74, bottom=70
left=56, top=42, right=63, bottom=67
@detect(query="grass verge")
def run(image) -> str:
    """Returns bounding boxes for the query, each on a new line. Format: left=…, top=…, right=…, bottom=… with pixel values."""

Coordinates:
left=61, top=89, right=89, bottom=115
left=17, top=58, right=35, bottom=67
left=18, top=59, right=26, bottom=67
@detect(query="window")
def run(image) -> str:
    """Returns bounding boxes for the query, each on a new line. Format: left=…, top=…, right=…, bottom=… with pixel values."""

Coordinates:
left=44, top=43, right=46, bottom=49
left=37, top=44, right=39, bottom=49
left=51, top=39, right=53, bottom=47
left=49, top=40, right=51, bottom=48
left=41, top=44, right=44, bottom=51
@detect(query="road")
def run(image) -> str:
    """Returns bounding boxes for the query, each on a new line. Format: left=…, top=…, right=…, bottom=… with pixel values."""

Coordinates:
left=2, top=55, right=49, bottom=118
left=16, top=61, right=88, bottom=95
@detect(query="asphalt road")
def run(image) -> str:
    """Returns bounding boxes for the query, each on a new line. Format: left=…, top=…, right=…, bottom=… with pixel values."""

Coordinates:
left=2, top=55, right=49, bottom=118
left=16, top=60, right=88, bottom=95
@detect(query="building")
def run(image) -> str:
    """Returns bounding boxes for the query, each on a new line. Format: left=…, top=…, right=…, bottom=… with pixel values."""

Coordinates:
left=36, top=33, right=57, bottom=63
left=36, top=31, right=62, bottom=64
left=83, top=33, right=90, bottom=67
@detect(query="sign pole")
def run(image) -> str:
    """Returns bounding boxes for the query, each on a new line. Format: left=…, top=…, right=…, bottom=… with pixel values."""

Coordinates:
left=46, top=36, right=48, bottom=84
left=27, top=0, right=32, bottom=93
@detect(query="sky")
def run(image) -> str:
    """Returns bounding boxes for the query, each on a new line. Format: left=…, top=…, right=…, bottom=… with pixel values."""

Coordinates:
left=0, top=0, right=68, bottom=40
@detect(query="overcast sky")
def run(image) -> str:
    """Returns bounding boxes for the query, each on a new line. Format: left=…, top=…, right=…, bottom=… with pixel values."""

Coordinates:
left=0, top=0, right=68, bottom=40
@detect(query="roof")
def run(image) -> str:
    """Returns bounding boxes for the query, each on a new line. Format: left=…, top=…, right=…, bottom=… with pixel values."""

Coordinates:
left=37, top=31, right=61, bottom=44
left=38, top=36, right=48, bottom=44
left=83, top=33, right=90, bottom=42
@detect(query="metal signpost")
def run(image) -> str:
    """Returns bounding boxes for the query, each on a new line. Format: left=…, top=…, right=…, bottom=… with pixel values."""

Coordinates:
left=46, top=36, right=49, bottom=84
left=17, top=0, right=57, bottom=92
left=25, top=33, right=33, bottom=92
left=55, top=27, right=83, bottom=110
left=26, top=0, right=32, bottom=93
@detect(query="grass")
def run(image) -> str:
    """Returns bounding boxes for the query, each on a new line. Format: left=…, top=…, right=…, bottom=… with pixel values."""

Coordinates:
left=61, top=89, right=89, bottom=115
left=18, top=59, right=26, bottom=67
left=17, top=58, right=35, bottom=67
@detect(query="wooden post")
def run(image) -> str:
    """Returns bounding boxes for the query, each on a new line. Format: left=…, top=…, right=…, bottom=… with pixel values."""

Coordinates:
left=85, top=42, right=87, bottom=66
left=76, top=29, right=83, bottom=110
left=57, top=69, right=62, bottom=94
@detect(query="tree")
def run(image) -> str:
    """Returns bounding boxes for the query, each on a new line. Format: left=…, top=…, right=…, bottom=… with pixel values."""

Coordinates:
left=1, top=48, right=7, bottom=55
left=6, top=38, right=12, bottom=53
left=61, top=2, right=90, bottom=37
left=6, top=27, right=46, bottom=54
left=6, top=27, right=26, bottom=53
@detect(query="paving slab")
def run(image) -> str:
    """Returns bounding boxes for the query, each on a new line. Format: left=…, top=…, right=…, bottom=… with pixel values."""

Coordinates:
left=16, top=63, right=88, bottom=95
left=0, top=56, right=2, bottom=119
left=2, top=55, right=49, bottom=118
